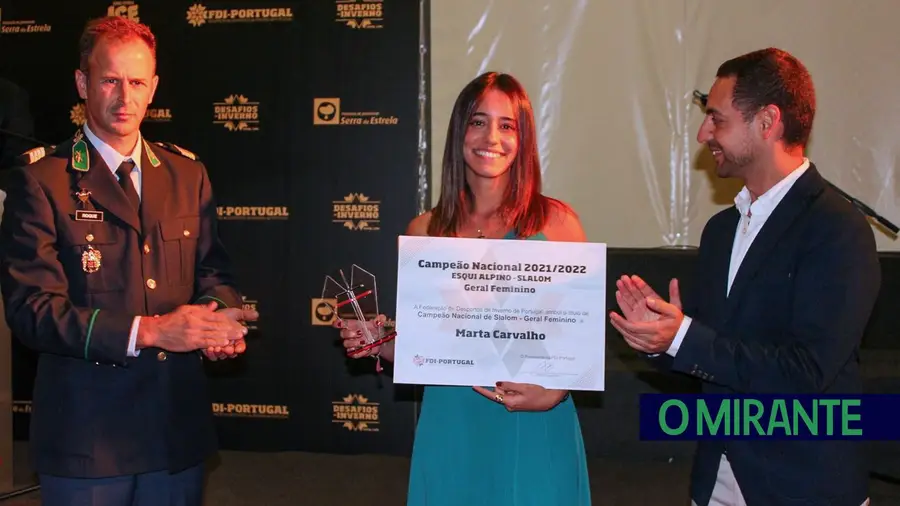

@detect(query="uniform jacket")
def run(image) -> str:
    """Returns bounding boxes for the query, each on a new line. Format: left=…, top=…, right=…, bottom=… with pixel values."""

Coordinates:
left=0, top=129, right=242, bottom=478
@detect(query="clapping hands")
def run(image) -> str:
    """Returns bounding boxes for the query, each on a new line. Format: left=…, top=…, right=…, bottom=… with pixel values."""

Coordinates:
left=609, top=275, right=684, bottom=354
left=201, top=301, right=259, bottom=361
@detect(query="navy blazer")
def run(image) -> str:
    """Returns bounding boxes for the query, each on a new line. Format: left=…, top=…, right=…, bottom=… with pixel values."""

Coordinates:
left=658, top=164, right=880, bottom=506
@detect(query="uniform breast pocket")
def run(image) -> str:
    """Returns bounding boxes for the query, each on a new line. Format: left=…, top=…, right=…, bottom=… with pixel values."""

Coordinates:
left=159, top=216, right=200, bottom=287
left=62, top=223, right=126, bottom=294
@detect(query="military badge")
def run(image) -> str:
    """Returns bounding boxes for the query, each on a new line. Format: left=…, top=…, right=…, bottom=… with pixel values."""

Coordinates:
left=73, top=189, right=104, bottom=222
left=72, top=130, right=89, bottom=172
left=75, top=189, right=91, bottom=206
left=81, top=246, right=102, bottom=273
left=143, top=139, right=161, bottom=167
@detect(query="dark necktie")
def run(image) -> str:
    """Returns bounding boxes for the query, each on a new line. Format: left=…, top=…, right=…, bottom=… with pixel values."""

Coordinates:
left=116, top=160, right=140, bottom=212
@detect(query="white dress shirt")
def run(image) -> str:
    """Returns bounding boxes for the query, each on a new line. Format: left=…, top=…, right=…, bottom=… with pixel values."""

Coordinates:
left=82, top=124, right=144, bottom=358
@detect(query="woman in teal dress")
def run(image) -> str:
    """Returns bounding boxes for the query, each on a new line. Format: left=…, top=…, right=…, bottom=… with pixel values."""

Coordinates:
left=336, top=72, right=591, bottom=505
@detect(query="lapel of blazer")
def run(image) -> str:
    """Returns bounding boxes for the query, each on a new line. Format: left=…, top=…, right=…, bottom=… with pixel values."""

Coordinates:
left=138, top=139, right=167, bottom=238
left=721, top=164, right=826, bottom=322
left=71, top=136, right=141, bottom=233
left=704, top=209, right=738, bottom=323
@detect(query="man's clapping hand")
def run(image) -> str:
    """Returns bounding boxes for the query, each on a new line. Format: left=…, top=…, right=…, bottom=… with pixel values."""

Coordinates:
left=137, top=301, right=258, bottom=359
left=203, top=303, right=259, bottom=361
left=609, top=275, right=684, bottom=354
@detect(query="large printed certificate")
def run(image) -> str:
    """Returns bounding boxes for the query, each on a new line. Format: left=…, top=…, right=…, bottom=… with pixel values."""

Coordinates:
left=393, top=236, right=606, bottom=391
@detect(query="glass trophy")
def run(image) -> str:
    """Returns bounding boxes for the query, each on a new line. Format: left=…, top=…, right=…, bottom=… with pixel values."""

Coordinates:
left=322, top=264, right=397, bottom=358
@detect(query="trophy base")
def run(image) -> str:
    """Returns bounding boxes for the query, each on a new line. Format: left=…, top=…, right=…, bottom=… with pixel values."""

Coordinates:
left=347, top=330, right=397, bottom=356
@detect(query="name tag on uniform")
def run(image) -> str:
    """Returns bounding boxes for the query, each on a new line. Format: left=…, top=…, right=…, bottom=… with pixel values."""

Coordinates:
left=75, top=210, right=104, bottom=222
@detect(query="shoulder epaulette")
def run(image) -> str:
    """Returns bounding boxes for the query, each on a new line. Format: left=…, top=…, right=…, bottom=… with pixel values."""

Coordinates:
left=16, top=145, right=57, bottom=166
left=154, top=142, right=199, bottom=161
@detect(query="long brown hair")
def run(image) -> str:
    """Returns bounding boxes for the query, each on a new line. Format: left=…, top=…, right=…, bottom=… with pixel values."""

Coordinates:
left=427, top=72, right=568, bottom=238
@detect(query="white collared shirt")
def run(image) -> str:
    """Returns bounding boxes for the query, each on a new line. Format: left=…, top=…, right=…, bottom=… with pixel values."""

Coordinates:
left=667, top=157, right=811, bottom=356
left=81, top=123, right=146, bottom=357
left=82, top=123, right=143, bottom=201
left=726, top=158, right=810, bottom=296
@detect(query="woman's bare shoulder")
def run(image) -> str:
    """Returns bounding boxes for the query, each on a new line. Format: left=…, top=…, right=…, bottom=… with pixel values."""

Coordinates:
left=406, top=210, right=433, bottom=236
left=542, top=199, right=587, bottom=242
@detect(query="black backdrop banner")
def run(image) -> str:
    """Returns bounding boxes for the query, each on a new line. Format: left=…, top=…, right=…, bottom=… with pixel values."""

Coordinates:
left=1, top=0, right=424, bottom=456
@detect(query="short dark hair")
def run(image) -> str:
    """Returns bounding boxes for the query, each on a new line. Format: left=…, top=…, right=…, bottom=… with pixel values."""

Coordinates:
left=716, top=48, right=815, bottom=148
left=79, top=16, right=157, bottom=73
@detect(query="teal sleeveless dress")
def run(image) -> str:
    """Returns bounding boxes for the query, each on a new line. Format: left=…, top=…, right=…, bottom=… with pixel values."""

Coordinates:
left=406, top=231, right=592, bottom=506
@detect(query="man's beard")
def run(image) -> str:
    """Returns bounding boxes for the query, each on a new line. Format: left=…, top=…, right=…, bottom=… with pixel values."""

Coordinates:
left=713, top=143, right=755, bottom=178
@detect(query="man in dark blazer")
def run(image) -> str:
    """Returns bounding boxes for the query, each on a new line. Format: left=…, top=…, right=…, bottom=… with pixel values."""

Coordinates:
left=0, top=16, right=257, bottom=506
left=610, top=48, right=879, bottom=506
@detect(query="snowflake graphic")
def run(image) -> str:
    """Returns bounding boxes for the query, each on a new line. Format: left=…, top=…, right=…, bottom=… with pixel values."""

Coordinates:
left=186, top=4, right=207, bottom=27
left=70, top=103, right=86, bottom=126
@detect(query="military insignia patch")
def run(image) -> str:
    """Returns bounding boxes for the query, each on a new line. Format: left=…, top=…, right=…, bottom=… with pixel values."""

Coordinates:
left=72, top=130, right=89, bottom=172
left=22, top=147, right=46, bottom=164
left=143, top=139, right=161, bottom=167
left=155, top=142, right=198, bottom=161
left=81, top=246, right=102, bottom=273
left=75, top=189, right=91, bottom=206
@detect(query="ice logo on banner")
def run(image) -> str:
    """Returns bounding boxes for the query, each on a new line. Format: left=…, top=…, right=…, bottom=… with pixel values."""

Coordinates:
left=108, top=0, right=139, bottom=21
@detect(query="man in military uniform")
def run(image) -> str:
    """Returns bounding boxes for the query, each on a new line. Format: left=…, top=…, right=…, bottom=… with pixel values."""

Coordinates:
left=0, top=16, right=257, bottom=506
